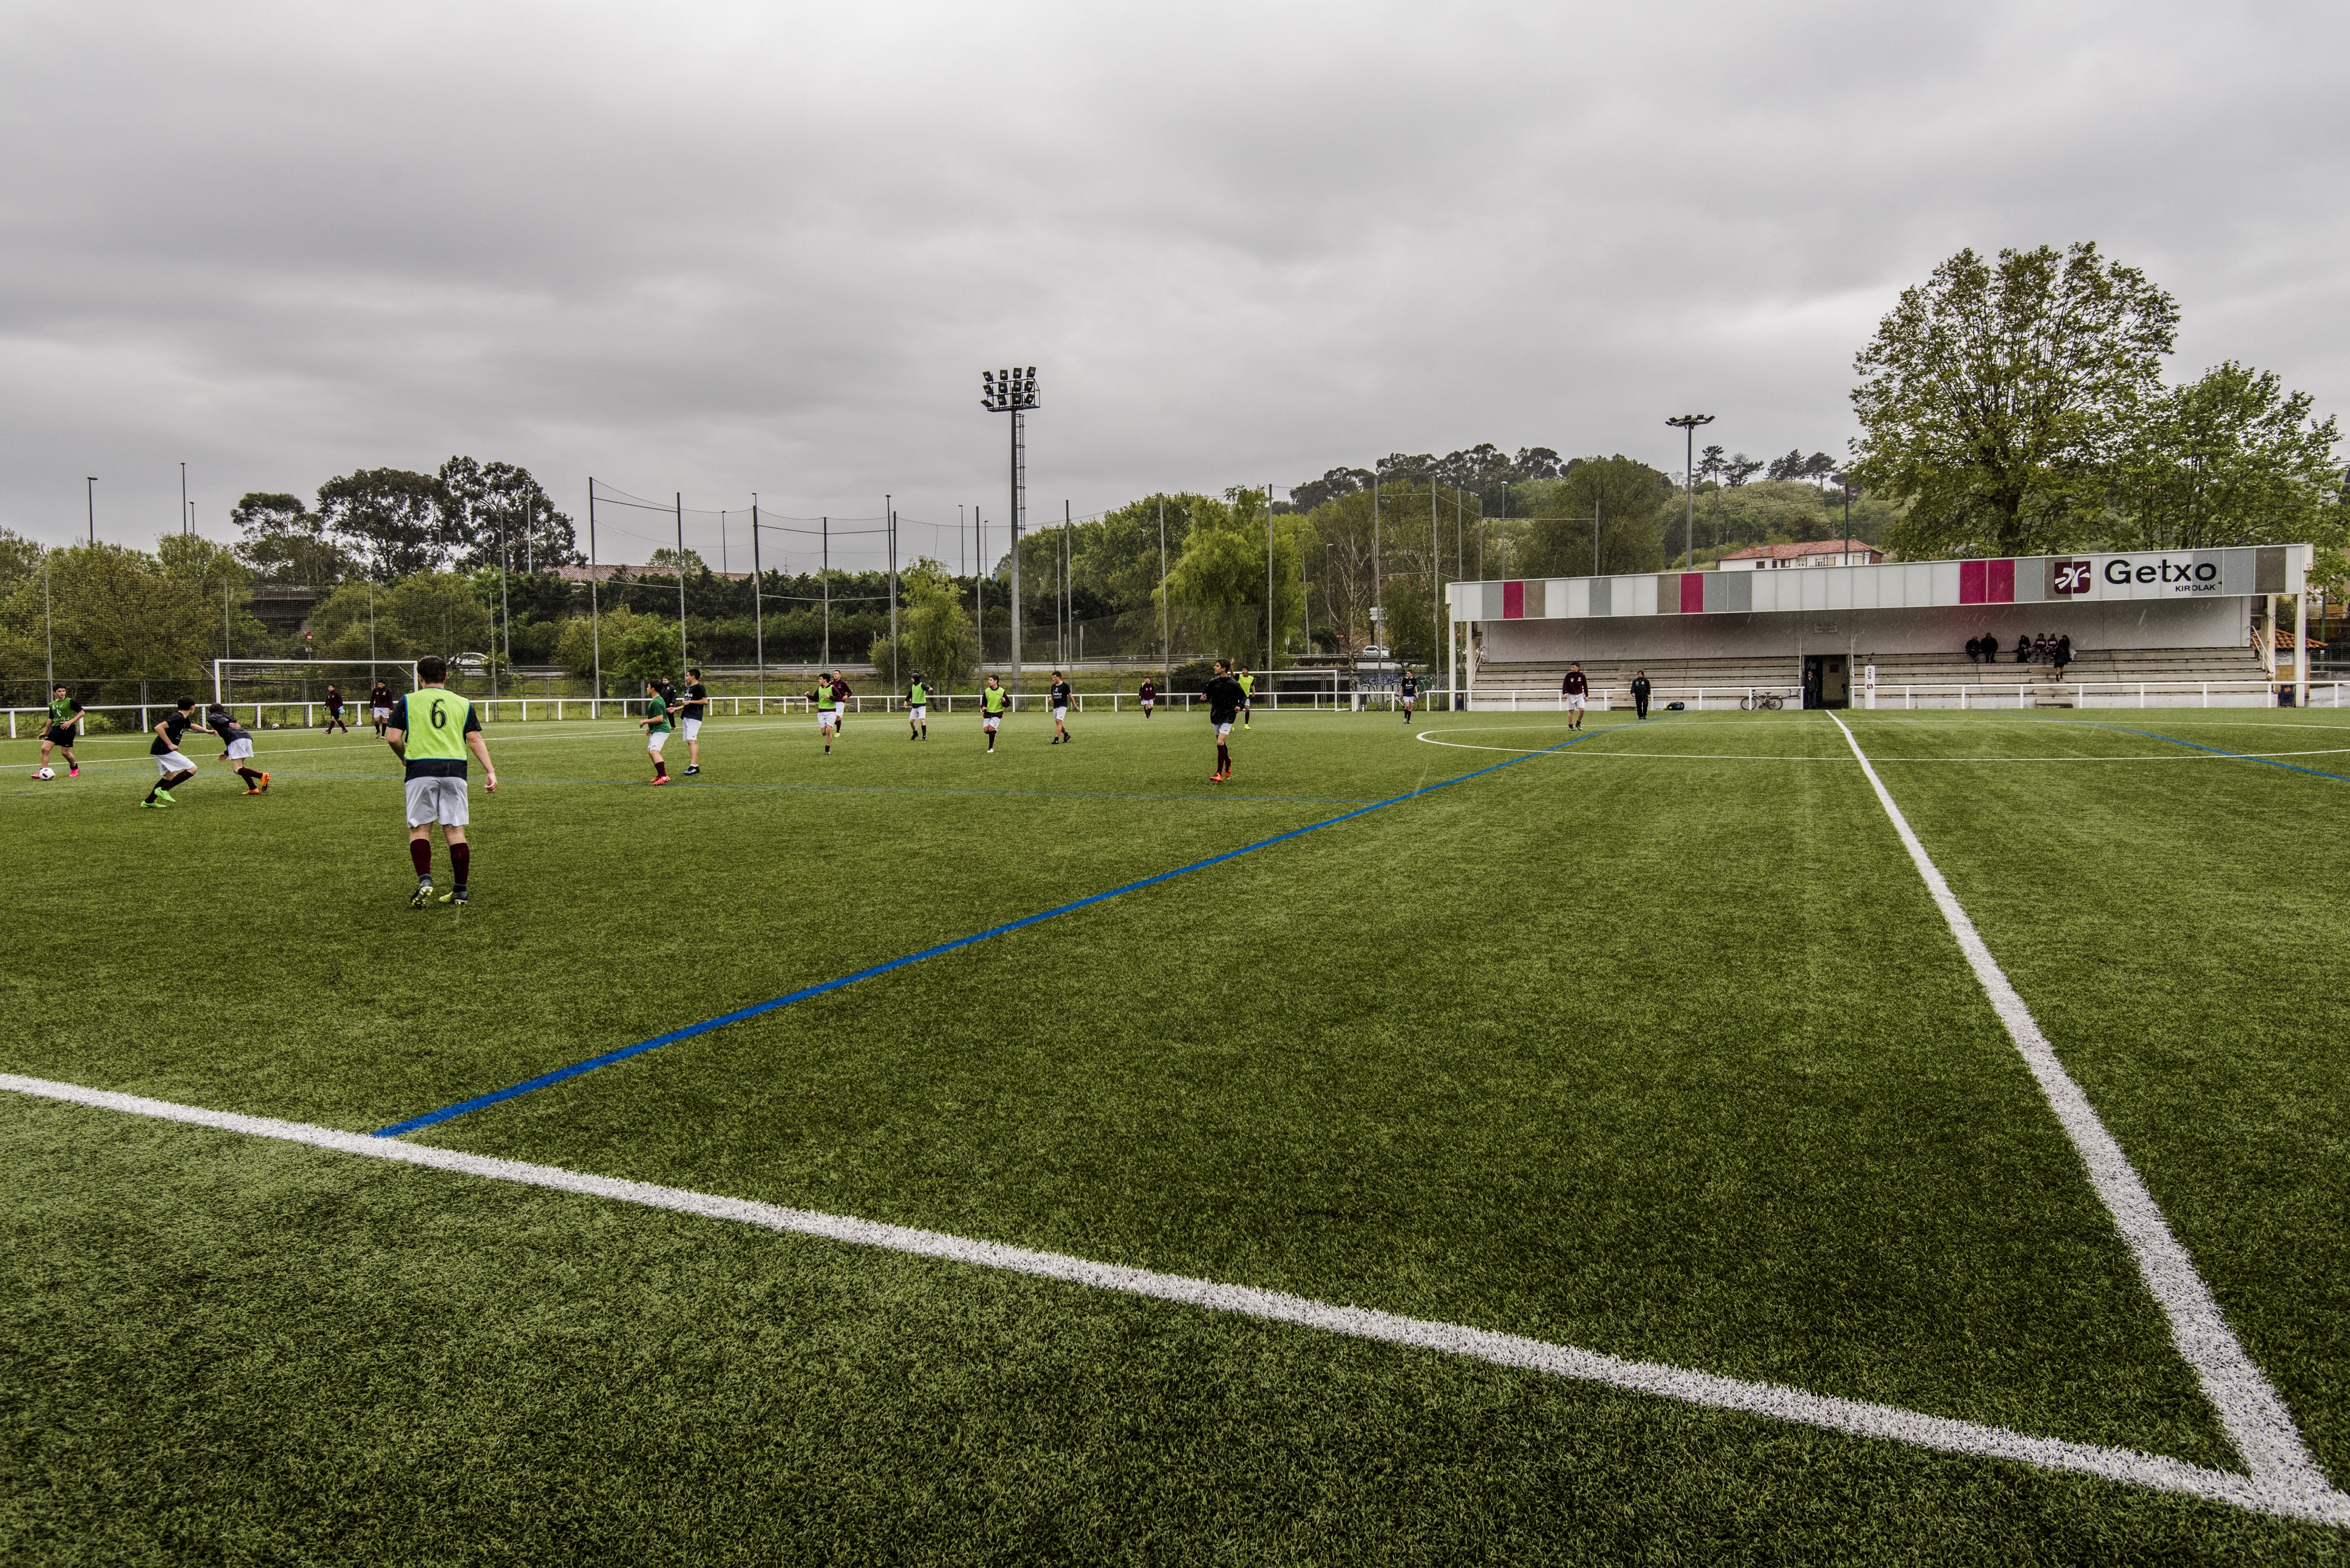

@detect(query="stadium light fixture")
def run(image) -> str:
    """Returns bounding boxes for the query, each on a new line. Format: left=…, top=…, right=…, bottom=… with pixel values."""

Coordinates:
left=979, top=365, right=1039, bottom=693
left=1665, top=415, right=1715, bottom=569
left=86, top=477, right=96, bottom=543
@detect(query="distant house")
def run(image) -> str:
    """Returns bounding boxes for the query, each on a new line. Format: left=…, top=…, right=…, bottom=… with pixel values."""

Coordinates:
left=1720, top=540, right=1884, bottom=571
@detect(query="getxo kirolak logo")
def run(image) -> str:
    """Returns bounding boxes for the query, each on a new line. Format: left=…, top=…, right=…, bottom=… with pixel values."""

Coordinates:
left=2052, top=559, right=2093, bottom=596
left=2104, top=555, right=2221, bottom=592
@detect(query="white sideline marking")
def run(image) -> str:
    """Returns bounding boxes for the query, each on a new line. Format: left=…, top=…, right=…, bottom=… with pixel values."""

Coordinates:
left=1826, top=712, right=2347, bottom=1517
left=3, top=1071, right=2345, bottom=1526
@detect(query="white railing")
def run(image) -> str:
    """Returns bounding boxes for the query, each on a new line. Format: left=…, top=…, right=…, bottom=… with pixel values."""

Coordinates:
left=1457, top=679, right=2346, bottom=713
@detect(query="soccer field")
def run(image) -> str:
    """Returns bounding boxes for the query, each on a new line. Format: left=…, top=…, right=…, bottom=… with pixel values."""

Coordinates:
left=5, top=703, right=2347, bottom=1563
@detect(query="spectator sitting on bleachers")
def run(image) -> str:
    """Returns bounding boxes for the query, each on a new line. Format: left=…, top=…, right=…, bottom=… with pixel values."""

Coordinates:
left=1964, top=636, right=1983, bottom=664
left=2015, top=634, right=2033, bottom=664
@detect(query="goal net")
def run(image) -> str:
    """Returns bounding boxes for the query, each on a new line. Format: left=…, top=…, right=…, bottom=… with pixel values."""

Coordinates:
left=211, top=659, right=421, bottom=722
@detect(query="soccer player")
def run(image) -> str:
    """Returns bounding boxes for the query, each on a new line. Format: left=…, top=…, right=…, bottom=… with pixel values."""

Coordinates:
left=830, top=670, right=853, bottom=731
left=322, top=683, right=350, bottom=734
left=1562, top=662, right=1589, bottom=731
left=1138, top=677, right=1157, bottom=718
left=811, top=671, right=839, bottom=755
left=641, top=679, right=673, bottom=782
left=141, top=699, right=201, bottom=808
left=1237, top=665, right=1255, bottom=727
left=1630, top=669, right=1652, bottom=721
left=1399, top=668, right=1418, bottom=722
left=1049, top=670, right=1074, bottom=744
left=678, top=667, right=709, bottom=775
left=369, top=679, right=395, bottom=738
left=1203, top=659, right=1243, bottom=782
left=37, top=685, right=82, bottom=778
left=205, top=702, right=270, bottom=794
left=980, top=674, right=1009, bottom=752
left=386, top=654, right=496, bottom=907
left=906, top=671, right=929, bottom=739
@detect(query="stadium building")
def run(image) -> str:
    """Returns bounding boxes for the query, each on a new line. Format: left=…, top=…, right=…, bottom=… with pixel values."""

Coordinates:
left=1445, top=544, right=2325, bottom=710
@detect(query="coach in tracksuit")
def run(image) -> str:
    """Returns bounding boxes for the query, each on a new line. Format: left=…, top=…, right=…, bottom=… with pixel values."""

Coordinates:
left=1630, top=670, right=1652, bottom=721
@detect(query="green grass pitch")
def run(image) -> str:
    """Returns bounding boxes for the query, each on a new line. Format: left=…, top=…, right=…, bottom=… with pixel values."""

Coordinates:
left=4, top=701, right=2347, bottom=1563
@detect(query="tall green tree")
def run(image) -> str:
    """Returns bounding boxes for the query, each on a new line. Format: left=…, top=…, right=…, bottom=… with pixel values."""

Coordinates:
left=318, top=467, right=450, bottom=579
left=892, top=559, right=975, bottom=687
left=1162, top=488, right=1313, bottom=665
left=231, top=493, right=355, bottom=583
left=2108, top=361, right=2341, bottom=550
left=1851, top=242, right=2179, bottom=558
left=1517, top=458, right=1670, bottom=576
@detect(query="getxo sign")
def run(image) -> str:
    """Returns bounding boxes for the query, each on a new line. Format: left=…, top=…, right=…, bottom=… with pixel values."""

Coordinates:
left=2051, top=555, right=2223, bottom=597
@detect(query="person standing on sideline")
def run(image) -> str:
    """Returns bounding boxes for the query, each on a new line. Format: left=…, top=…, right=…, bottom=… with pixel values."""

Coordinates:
left=811, top=670, right=839, bottom=755
left=1049, top=670, right=1074, bottom=744
left=906, top=671, right=930, bottom=739
left=38, top=685, right=83, bottom=777
left=1562, top=662, right=1589, bottom=731
left=677, top=667, right=709, bottom=775
left=141, top=699, right=201, bottom=808
left=1630, top=670, right=1652, bottom=721
left=385, top=656, right=496, bottom=905
left=1204, top=659, right=1244, bottom=782
left=369, top=679, right=396, bottom=738
left=640, top=679, right=673, bottom=782
left=1138, top=677, right=1157, bottom=717
left=1398, top=668, right=1418, bottom=722
left=205, top=702, right=270, bottom=794
left=981, top=674, right=1009, bottom=752
left=1237, top=665, right=1256, bottom=727
left=322, top=684, right=350, bottom=735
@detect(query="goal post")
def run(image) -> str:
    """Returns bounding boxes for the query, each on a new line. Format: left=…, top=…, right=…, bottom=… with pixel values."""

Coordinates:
left=212, top=659, right=421, bottom=709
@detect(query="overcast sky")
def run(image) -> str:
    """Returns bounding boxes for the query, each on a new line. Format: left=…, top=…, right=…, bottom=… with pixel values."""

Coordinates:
left=5, top=0, right=2345, bottom=570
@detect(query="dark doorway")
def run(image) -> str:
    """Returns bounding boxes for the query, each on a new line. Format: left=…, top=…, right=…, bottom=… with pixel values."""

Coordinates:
left=1802, top=654, right=1849, bottom=710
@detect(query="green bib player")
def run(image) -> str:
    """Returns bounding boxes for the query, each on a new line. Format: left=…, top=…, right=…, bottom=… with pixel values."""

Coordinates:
left=386, top=656, right=496, bottom=907
left=981, top=675, right=1009, bottom=753
left=1238, top=667, right=1256, bottom=727
left=640, top=680, right=673, bottom=782
left=907, top=673, right=929, bottom=740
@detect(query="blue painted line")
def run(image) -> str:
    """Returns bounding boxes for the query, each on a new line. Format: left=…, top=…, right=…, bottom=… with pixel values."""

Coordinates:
left=372, top=719, right=1641, bottom=1138
left=2068, top=721, right=2350, bottom=782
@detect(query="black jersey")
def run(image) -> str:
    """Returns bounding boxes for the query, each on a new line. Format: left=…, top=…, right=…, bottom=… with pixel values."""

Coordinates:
left=1204, top=674, right=1244, bottom=724
left=1051, top=680, right=1072, bottom=707
left=1400, top=674, right=1417, bottom=698
left=680, top=682, right=708, bottom=720
left=206, top=710, right=247, bottom=745
left=151, top=711, right=197, bottom=756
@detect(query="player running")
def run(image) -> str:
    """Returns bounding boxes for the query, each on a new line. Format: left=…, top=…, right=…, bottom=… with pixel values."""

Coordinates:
left=1237, top=666, right=1255, bottom=727
left=981, top=674, right=1009, bottom=752
left=641, top=679, right=673, bottom=782
left=1204, top=660, right=1243, bottom=782
left=322, top=683, right=350, bottom=734
left=811, top=670, right=839, bottom=755
left=678, top=667, right=709, bottom=775
left=1399, top=668, right=1418, bottom=722
left=140, top=699, right=200, bottom=808
left=369, top=679, right=395, bottom=737
left=1049, top=670, right=1074, bottom=744
left=37, top=685, right=83, bottom=778
left=906, top=672, right=930, bottom=739
left=205, top=702, right=270, bottom=794
left=1562, top=662, right=1589, bottom=730
left=1138, top=677, right=1157, bottom=718
left=830, top=671, right=853, bottom=731
left=386, top=655, right=496, bottom=907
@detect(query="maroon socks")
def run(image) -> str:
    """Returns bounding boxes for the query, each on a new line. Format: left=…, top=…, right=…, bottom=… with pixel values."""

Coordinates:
left=410, top=839, right=432, bottom=877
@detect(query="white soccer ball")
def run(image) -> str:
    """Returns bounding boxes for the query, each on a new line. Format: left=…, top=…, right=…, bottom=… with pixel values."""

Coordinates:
left=33, top=767, right=55, bottom=779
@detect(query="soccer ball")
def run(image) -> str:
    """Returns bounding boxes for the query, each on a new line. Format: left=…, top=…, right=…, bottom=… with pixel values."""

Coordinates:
left=33, top=767, right=55, bottom=779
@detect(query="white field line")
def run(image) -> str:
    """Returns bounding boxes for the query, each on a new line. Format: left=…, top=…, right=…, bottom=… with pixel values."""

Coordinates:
left=3, top=1071, right=2345, bottom=1527
left=1827, top=711, right=2346, bottom=1515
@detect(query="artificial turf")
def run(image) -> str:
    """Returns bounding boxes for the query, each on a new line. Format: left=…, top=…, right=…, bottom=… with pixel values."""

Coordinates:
left=4, top=705, right=2346, bottom=1563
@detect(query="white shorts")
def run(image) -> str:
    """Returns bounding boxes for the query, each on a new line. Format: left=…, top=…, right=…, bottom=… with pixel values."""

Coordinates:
left=404, top=775, right=468, bottom=827
left=681, top=716, right=702, bottom=740
left=909, top=705, right=927, bottom=721
left=155, top=750, right=193, bottom=775
left=1214, top=721, right=1233, bottom=739
left=371, top=707, right=391, bottom=722
left=983, top=714, right=1001, bottom=731
left=1052, top=705, right=1068, bottom=722
left=1401, top=694, right=1415, bottom=706
left=1565, top=693, right=1587, bottom=710
left=647, top=729, right=667, bottom=753
left=226, top=738, right=255, bottom=761
left=818, top=710, right=837, bottom=732
left=1140, top=699, right=1154, bottom=709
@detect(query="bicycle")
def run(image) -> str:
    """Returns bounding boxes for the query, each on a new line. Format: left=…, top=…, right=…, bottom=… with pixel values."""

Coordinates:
left=1740, top=692, right=1786, bottom=710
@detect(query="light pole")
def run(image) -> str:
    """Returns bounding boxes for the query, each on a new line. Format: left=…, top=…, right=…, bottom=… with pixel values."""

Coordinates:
left=85, top=477, right=97, bottom=543
left=980, top=367, right=1037, bottom=695
left=1666, top=415, right=1715, bottom=569
left=1266, top=483, right=1277, bottom=673
left=180, top=462, right=188, bottom=536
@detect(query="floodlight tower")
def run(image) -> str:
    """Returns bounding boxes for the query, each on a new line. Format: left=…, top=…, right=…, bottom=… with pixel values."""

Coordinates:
left=1665, top=413, right=1715, bottom=569
left=980, top=366, right=1038, bottom=694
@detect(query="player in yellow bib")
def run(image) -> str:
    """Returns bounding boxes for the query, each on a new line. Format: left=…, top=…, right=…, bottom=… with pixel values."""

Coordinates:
left=386, top=655, right=496, bottom=908
left=981, top=675, right=1009, bottom=753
